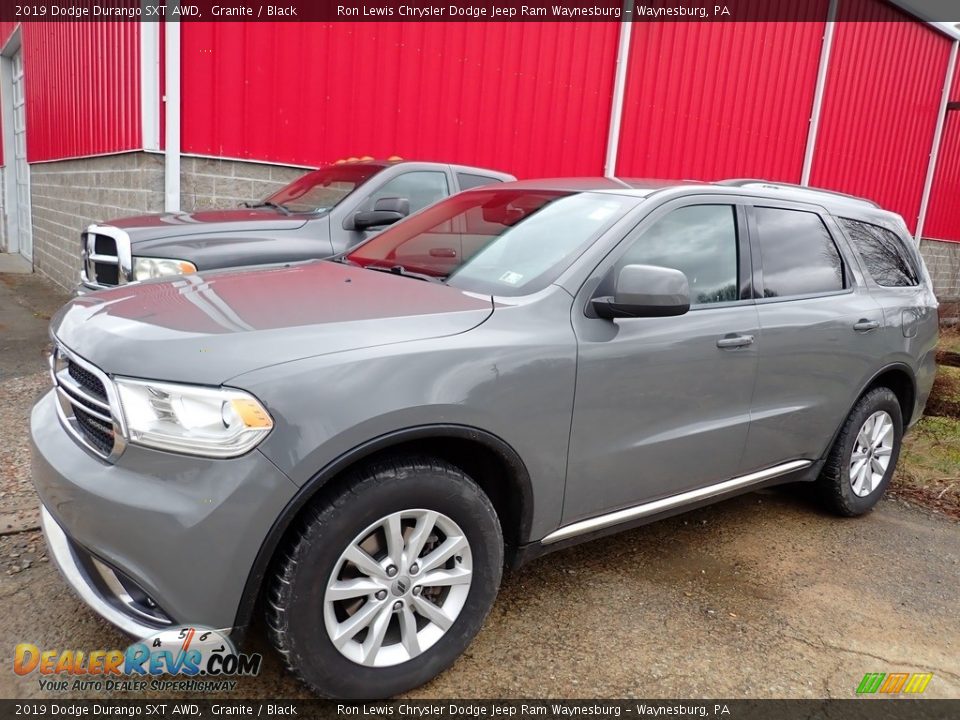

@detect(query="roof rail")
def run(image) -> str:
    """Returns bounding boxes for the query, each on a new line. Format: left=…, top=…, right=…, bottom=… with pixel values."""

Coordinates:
left=716, top=179, right=881, bottom=208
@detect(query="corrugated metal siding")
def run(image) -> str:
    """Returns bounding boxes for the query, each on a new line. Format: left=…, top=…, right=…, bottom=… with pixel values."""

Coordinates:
left=811, top=0, right=951, bottom=232
left=925, top=112, right=960, bottom=242
left=23, top=22, right=141, bottom=162
left=181, top=22, right=618, bottom=177
left=615, top=11, right=827, bottom=181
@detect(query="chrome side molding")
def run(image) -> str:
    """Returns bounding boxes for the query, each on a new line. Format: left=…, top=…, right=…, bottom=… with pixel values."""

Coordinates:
left=541, top=459, right=812, bottom=545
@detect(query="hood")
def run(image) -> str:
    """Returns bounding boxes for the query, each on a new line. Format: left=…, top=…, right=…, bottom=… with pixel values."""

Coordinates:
left=52, top=261, right=494, bottom=385
left=106, top=209, right=311, bottom=243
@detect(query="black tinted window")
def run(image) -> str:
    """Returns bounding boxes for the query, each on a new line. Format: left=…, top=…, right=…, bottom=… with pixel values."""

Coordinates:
left=754, top=207, right=844, bottom=298
left=458, top=173, right=502, bottom=191
left=840, top=218, right=919, bottom=287
left=618, top=205, right=739, bottom=305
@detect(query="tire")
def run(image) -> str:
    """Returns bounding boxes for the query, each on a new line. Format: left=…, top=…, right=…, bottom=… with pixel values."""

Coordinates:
left=267, top=456, right=503, bottom=699
left=817, top=387, right=903, bottom=517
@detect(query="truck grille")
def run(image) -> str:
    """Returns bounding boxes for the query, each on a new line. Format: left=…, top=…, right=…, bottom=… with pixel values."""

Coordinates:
left=81, top=225, right=131, bottom=289
left=50, top=343, right=126, bottom=462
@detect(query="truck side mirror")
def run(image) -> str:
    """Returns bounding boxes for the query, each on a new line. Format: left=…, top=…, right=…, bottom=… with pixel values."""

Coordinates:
left=592, top=264, right=691, bottom=320
left=353, top=197, right=410, bottom=231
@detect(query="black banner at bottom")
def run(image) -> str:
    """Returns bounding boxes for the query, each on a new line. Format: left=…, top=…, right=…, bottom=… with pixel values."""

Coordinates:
left=2, top=700, right=959, bottom=720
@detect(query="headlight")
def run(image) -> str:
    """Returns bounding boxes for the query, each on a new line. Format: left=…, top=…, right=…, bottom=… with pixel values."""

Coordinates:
left=132, top=257, right=197, bottom=282
left=115, top=378, right=273, bottom=458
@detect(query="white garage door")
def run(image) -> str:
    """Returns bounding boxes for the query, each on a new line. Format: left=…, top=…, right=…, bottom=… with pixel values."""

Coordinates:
left=12, top=49, right=31, bottom=261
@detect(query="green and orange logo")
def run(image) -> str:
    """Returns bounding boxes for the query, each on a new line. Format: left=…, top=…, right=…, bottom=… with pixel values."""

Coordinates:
left=857, top=672, right=933, bottom=695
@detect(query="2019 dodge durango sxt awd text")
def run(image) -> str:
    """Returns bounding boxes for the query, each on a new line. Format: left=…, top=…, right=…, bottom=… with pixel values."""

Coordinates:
left=32, top=178, right=938, bottom=697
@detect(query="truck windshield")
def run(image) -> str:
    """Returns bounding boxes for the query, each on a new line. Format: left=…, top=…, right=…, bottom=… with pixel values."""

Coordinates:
left=346, top=189, right=634, bottom=296
left=261, top=163, right=383, bottom=213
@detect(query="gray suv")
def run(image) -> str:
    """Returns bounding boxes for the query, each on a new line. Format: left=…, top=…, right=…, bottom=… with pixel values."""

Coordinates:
left=31, top=178, right=938, bottom=698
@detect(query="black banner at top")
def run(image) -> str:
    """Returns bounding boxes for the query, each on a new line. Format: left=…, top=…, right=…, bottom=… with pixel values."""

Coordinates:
left=0, top=0, right=959, bottom=23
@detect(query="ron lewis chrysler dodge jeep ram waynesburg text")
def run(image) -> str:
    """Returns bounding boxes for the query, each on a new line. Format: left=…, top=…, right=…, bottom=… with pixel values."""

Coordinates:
left=77, top=158, right=513, bottom=293
left=33, top=178, right=937, bottom=698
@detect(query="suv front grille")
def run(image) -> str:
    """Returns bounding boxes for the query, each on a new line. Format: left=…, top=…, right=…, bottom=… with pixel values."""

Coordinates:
left=68, top=360, right=107, bottom=402
left=81, top=226, right=131, bottom=289
left=50, top=344, right=126, bottom=462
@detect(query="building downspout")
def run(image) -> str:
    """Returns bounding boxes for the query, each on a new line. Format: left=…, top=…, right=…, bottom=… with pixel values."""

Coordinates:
left=801, top=0, right=837, bottom=186
left=164, top=12, right=181, bottom=213
left=603, top=5, right=633, bottom=178
left=915, top=39, right=958, bottom=244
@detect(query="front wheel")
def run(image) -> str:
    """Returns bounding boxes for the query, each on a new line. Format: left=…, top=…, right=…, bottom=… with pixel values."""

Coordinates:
left=817, top=387, right=903, bottom=516
left=267, top=457, right=503, bottom=698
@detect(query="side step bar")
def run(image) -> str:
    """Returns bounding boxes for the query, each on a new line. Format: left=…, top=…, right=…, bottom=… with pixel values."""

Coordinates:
left=541, top=459, right=812, bottom=545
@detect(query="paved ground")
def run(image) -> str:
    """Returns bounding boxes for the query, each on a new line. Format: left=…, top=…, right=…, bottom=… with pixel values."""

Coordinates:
left=1, top=273, right=959, bottom=700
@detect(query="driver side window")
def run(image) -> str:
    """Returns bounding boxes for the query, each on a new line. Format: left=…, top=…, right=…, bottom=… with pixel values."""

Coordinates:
left=616, top=204, right=740, bottom=306
left=370, top=172, right=450, bottom=215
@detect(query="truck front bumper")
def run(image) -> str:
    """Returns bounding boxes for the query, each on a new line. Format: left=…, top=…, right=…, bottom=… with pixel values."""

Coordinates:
left=31, top=389, right=298, bottom=635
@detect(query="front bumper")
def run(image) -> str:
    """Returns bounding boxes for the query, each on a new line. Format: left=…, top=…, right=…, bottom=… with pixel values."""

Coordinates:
left=32, top=390, right=298, bottom=633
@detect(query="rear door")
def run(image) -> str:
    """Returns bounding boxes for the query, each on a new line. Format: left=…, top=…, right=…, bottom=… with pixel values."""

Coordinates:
left=741, top=201, right=887, bottom=472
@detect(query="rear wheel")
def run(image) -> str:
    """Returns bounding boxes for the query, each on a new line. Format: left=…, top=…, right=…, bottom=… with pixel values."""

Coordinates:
left=817, top=387, right=903, bottom=516
left=267, top=457, right=503, bottom=698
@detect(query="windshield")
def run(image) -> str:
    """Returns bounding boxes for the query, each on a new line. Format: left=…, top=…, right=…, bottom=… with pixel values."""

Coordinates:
left=345, top=189, right=635, bottom=296
left=262, top=164, right=383, bottom=213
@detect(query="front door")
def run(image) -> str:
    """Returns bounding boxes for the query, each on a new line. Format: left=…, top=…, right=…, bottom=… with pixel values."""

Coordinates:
left=564, top=200, right=759, bottom=524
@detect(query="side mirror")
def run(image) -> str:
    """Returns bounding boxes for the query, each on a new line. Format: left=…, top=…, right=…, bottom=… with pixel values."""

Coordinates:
left=592, top=264, right=690, bottom=320
left=353, top=197, right=410, bottom=231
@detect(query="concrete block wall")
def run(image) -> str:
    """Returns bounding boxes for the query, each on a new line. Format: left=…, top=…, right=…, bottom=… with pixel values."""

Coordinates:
left=180, top=156, right=305, bottom=211
left=921, top=238, right=960, bottom=324
left=920, top=238, right=960, bottom=301
left=30, top=153, right=164, bottom=290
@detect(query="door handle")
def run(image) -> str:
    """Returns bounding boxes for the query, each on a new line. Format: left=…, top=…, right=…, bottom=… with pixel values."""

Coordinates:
left=853, top=319, right=880, bottom=332
left=716, top=334, right=754, bottom=349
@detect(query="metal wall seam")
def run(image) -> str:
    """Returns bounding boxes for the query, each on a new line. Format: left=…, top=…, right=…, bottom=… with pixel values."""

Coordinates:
left=916, top=40, right=958, bottom=243
left=801, top=0, right=837, bottom=186
left=603, top=17, right=633, bottom=177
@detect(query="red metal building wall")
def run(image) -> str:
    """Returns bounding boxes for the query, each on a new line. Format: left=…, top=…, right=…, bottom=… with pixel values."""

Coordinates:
left=25, top=22, right=141, bottom=162
left=924, top=49, right=960, bottom=243
left=181, top=22, right=618, bottom=178
left=0, top=21, right=141, bottom=164
left=924, top=113, right=960, bottom=241
left=810, top=0, right=952, bottom=232
left=615, top=11, right=828, bottom=182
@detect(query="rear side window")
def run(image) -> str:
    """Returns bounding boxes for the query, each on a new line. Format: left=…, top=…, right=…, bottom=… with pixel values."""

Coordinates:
left=457, top=173, right=502, bottom=191
left=754, top=207, right=845, bottom=298
left=839, top=218, right=919, bottom=287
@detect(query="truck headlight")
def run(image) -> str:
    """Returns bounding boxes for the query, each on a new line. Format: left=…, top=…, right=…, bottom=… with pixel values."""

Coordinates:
left=115, top=378, right=273, bottom=458
left=132, top=257, right=197, bottom=282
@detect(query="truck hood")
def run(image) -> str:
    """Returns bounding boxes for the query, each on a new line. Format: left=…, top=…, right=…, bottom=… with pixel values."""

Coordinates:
left=52, top=261, right=494, bottom=385
left=105, top=209, right=311, bottom=243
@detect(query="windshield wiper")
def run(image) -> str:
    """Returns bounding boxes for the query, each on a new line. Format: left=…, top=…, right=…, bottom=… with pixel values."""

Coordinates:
left=363, top=264, right=444, bottom=283
left=247, top=200, right=292, bottom=215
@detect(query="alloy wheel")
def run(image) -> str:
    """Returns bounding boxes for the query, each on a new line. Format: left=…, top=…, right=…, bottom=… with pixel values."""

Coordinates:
left=849, top=410, right=894, bottom=497
left=323, top=509, right=473, bottom=667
